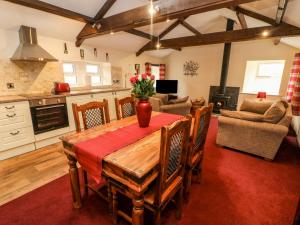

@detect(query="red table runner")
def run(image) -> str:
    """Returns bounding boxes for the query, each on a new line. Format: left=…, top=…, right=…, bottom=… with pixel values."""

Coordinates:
left=75, top=113, right=182, bottom=183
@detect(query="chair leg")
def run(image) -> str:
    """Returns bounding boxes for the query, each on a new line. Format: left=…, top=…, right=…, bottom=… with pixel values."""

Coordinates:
left=184, top=168, right=192, bottom=202
left=112, top=188, right=118, bottom=224
left=154, top=210, right=161, bottom=225
left=107, top=182, right=113, bottom=215
left=194, top=160, right=203, bottom=184
left=83, top=170, right=88, bottom=198
left=176, top=185, right=183, bottom=220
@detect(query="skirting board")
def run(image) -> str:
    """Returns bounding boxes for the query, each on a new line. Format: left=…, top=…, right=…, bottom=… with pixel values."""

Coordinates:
left=35, top=136, right=62, bottom=149
left=0, top=143, right=35, bottom=161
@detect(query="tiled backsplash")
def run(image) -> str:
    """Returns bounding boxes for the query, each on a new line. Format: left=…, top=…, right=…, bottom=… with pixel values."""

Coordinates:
left=0, top=60, right=64, bottom=95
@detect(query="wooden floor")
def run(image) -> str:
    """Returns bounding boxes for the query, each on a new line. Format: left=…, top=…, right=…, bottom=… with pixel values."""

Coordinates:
left=0, top=143, right=69, bottom=206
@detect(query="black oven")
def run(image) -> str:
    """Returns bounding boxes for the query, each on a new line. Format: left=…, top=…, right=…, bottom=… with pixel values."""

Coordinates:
left=29, top=96, right=69, bottom=134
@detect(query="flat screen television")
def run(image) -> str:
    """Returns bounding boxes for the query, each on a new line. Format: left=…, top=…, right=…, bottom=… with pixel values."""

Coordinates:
left=156, top=80, right=178, bottom=94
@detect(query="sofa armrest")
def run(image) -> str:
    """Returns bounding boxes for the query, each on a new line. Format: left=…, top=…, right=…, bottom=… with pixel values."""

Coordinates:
left=218, top=115, right=288, bottom=135
left=149, top=97, right=162, bottom=112
left=160, top=101, right=192, bottom=116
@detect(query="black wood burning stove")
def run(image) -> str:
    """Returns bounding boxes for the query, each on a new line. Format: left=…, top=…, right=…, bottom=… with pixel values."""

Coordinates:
left=209, top=19, right=240, bottom=114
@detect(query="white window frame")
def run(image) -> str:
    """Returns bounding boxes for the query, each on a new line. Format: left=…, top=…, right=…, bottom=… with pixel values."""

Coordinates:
left=242, top=60, right=285, bottom=95
left=86, top=64, right=101, bottom=87
left=63, top=62, right=77, bottom=87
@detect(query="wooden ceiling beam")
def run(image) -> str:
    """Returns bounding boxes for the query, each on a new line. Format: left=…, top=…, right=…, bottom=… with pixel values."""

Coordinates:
left=275, top=0, right=289, bottom=25
left=236, top=11, right=248, bottom=29
left=141, top=24, right=300, bottom=51
left=4, top=0, right=93, bottom=23
left=179, top=19, right=202, bottom=35
left=76, top=0, right=116, bottom=46
left=77, top=0, right=259, bottom=42
left=136, top=19, right=182, bottom=56
left=126, top=29, right=157, bottom=41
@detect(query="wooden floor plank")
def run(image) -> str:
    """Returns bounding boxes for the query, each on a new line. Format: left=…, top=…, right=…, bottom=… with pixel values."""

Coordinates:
left=0, top=143, right=69, bottom=206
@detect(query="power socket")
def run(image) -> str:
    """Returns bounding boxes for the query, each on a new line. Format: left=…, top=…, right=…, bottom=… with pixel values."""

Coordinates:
left=7, top=83, right=15, bottom=89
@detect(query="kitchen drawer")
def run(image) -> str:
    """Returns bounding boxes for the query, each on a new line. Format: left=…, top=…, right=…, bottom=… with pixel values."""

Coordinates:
left=0, top=101, right=30, bottom=114
left=0, top=108, right=32, bottom=129
left=0, top=126, right=35, bottom=152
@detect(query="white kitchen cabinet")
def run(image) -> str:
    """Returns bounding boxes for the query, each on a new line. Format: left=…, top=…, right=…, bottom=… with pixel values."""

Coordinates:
left=0, top=101, right=35, bottom=160
left=66, top=90, right=132, bottom=131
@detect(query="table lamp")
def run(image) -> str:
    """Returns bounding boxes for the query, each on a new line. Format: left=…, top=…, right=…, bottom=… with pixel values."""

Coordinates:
left=257, top=92, right=267, bottom=101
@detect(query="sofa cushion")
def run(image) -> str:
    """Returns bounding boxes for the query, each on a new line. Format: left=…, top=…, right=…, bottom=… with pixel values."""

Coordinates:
left=220, top=109, right=264, bottom=122
left=240, top=99, right=273, bottom=114
left=263, top=100, right=287, bottom=124
left=169, top=96, right=189, bottom=104
left=152, top=94, right=169, bottom=105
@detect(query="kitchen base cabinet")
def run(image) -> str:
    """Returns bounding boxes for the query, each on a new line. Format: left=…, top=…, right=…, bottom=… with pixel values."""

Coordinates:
left=0, top=101, right=35, bottom=160
left=0, top=143, right=35, bottom=160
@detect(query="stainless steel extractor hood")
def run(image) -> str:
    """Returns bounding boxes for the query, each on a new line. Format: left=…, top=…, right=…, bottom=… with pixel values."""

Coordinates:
left=11, top=26, right=58, bottom=62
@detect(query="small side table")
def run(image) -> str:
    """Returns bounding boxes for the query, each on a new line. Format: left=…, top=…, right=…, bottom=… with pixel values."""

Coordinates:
left=190, top=97, right=205, bottom=116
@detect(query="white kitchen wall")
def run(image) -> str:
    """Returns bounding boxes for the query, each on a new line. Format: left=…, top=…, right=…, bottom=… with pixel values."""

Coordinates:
left=0, top=28, right=164, bottom=95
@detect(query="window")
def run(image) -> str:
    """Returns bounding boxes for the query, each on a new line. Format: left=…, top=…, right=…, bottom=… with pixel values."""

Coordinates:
left=242, top=60, right=285, bottom=95
left=151, top=65, right=160, bottom=87
left=63, top=63, right=77, bottom=86
left=86, top=64, right=101, bottom=86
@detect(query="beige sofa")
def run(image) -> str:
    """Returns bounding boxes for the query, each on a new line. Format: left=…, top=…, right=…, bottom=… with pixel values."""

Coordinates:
left=216, top=99, right=292, bottom=160
left=149, top=94, right=192, bottom=116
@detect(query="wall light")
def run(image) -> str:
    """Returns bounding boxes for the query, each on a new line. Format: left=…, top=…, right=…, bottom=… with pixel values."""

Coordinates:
left=262, top=30, right=269, bottom=37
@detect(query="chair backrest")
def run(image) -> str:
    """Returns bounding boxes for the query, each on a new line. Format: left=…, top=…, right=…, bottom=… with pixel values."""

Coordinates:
left=114, top=96, right=136, bottom=120
left=72, top=99, right=110, bottom=132
left=155, top=116, right=192, bottom=206
left=189, top=103, right=213, bottom=164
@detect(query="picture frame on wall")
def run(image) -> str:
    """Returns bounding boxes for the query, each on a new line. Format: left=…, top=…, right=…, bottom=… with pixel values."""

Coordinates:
left=135, top=64, right=140, bottom=75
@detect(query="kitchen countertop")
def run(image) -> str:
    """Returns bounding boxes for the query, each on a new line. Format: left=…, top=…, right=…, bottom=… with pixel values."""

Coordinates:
left=0, top=87, right=132, bottom=103
left=0, top=95, right=28, bottom=104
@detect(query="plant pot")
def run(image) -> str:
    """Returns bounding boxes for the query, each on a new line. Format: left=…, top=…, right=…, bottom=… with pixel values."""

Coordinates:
left=136, top=99, right=152, bottom=128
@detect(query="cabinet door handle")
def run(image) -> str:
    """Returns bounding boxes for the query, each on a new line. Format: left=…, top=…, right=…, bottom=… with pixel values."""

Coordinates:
left=6, top=113, right=16, bottom=118
left=10, top=131, right=20, bottom=135
left=5, top=106, right=15, bottom=109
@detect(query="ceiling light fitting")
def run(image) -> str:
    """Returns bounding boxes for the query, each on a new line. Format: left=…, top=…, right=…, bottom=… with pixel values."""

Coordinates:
left=262, top=30, right=269, bottom=37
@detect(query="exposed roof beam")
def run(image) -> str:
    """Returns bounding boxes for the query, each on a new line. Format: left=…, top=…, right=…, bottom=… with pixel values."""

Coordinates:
left=76, top=0, right=116, bottom=46
left=179, top=19, right=202, bottom=35
left=4, top=0, right=93, bottom=23
left=275, top=0, right=289, bottom=25
left=136, top=19, right=182, bottom=56
left=126, top=29, right=157, bottom=41
left=142, top=24, right=300, bottom=51
left=235, top=6, right=277, bottom=25
left=77, top=0, right=259, bottom=42
left=236, top=11, right=248, bottom=29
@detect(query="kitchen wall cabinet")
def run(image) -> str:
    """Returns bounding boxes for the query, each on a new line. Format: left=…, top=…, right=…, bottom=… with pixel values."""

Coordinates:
left=66, top=90, right=131, bottom=131
left=0, top=101, right=35, bottom=160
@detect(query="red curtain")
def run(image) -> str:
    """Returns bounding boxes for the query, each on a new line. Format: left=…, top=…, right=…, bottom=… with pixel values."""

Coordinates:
left=159, top=64, right=166, bottom=80
left=145, top=63, right=151, bottom=76
left=286, top=53, right=300, bottom=115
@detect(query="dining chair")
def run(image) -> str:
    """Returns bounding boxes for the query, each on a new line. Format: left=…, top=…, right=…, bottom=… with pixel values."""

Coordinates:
left=72, top=99, right=110, bottom=200
left=114, top=96, right=136, bottom=120
left=110, top=116, right=192, bottom=225
left=72, top=99, right=110, bottom=132
left=184, top=103, right=213, bottom=201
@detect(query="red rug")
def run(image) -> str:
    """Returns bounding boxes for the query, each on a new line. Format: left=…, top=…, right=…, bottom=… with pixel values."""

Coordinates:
left=1, top=117, right=300, bottom=225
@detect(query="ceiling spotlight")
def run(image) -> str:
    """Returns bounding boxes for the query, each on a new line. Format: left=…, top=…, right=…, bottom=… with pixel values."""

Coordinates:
left=262, top=30, right=269, bottom=37
left=96, top=23, right=101, bottom=30
left=149, top=4, right=160, bottom=15
left=110, top=31, right=114, bottom=35
left=156, top=42, right=161, bottom=49
left=166, top=18, right=170, bottom=23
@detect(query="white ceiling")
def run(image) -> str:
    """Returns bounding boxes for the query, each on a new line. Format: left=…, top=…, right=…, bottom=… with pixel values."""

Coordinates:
left=0, top=0, right=299, bottom=58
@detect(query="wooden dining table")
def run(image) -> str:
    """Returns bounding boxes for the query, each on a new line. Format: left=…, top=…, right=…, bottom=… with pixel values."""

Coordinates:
left=61, top=112, right=189, bottom=225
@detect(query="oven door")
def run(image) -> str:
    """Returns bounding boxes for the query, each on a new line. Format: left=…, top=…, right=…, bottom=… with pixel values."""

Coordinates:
left=31, top=104, right=69, bottom=134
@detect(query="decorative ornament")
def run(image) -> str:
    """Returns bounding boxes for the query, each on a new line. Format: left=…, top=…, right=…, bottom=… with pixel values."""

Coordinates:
left=134, top=64, right=140, bottom=75
left=94, top=48, right=97, bottom=58
left=183, top=60, right=200, bottom=76
left=106, top=53, right=109, bottom=62
left=64, top=43, right=68, bottom=54
left=80, top=49, right=84, bottom=60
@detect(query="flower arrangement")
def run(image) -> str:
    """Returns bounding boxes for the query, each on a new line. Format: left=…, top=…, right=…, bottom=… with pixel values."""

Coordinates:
left=130, top=74, right=155, bottom=100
